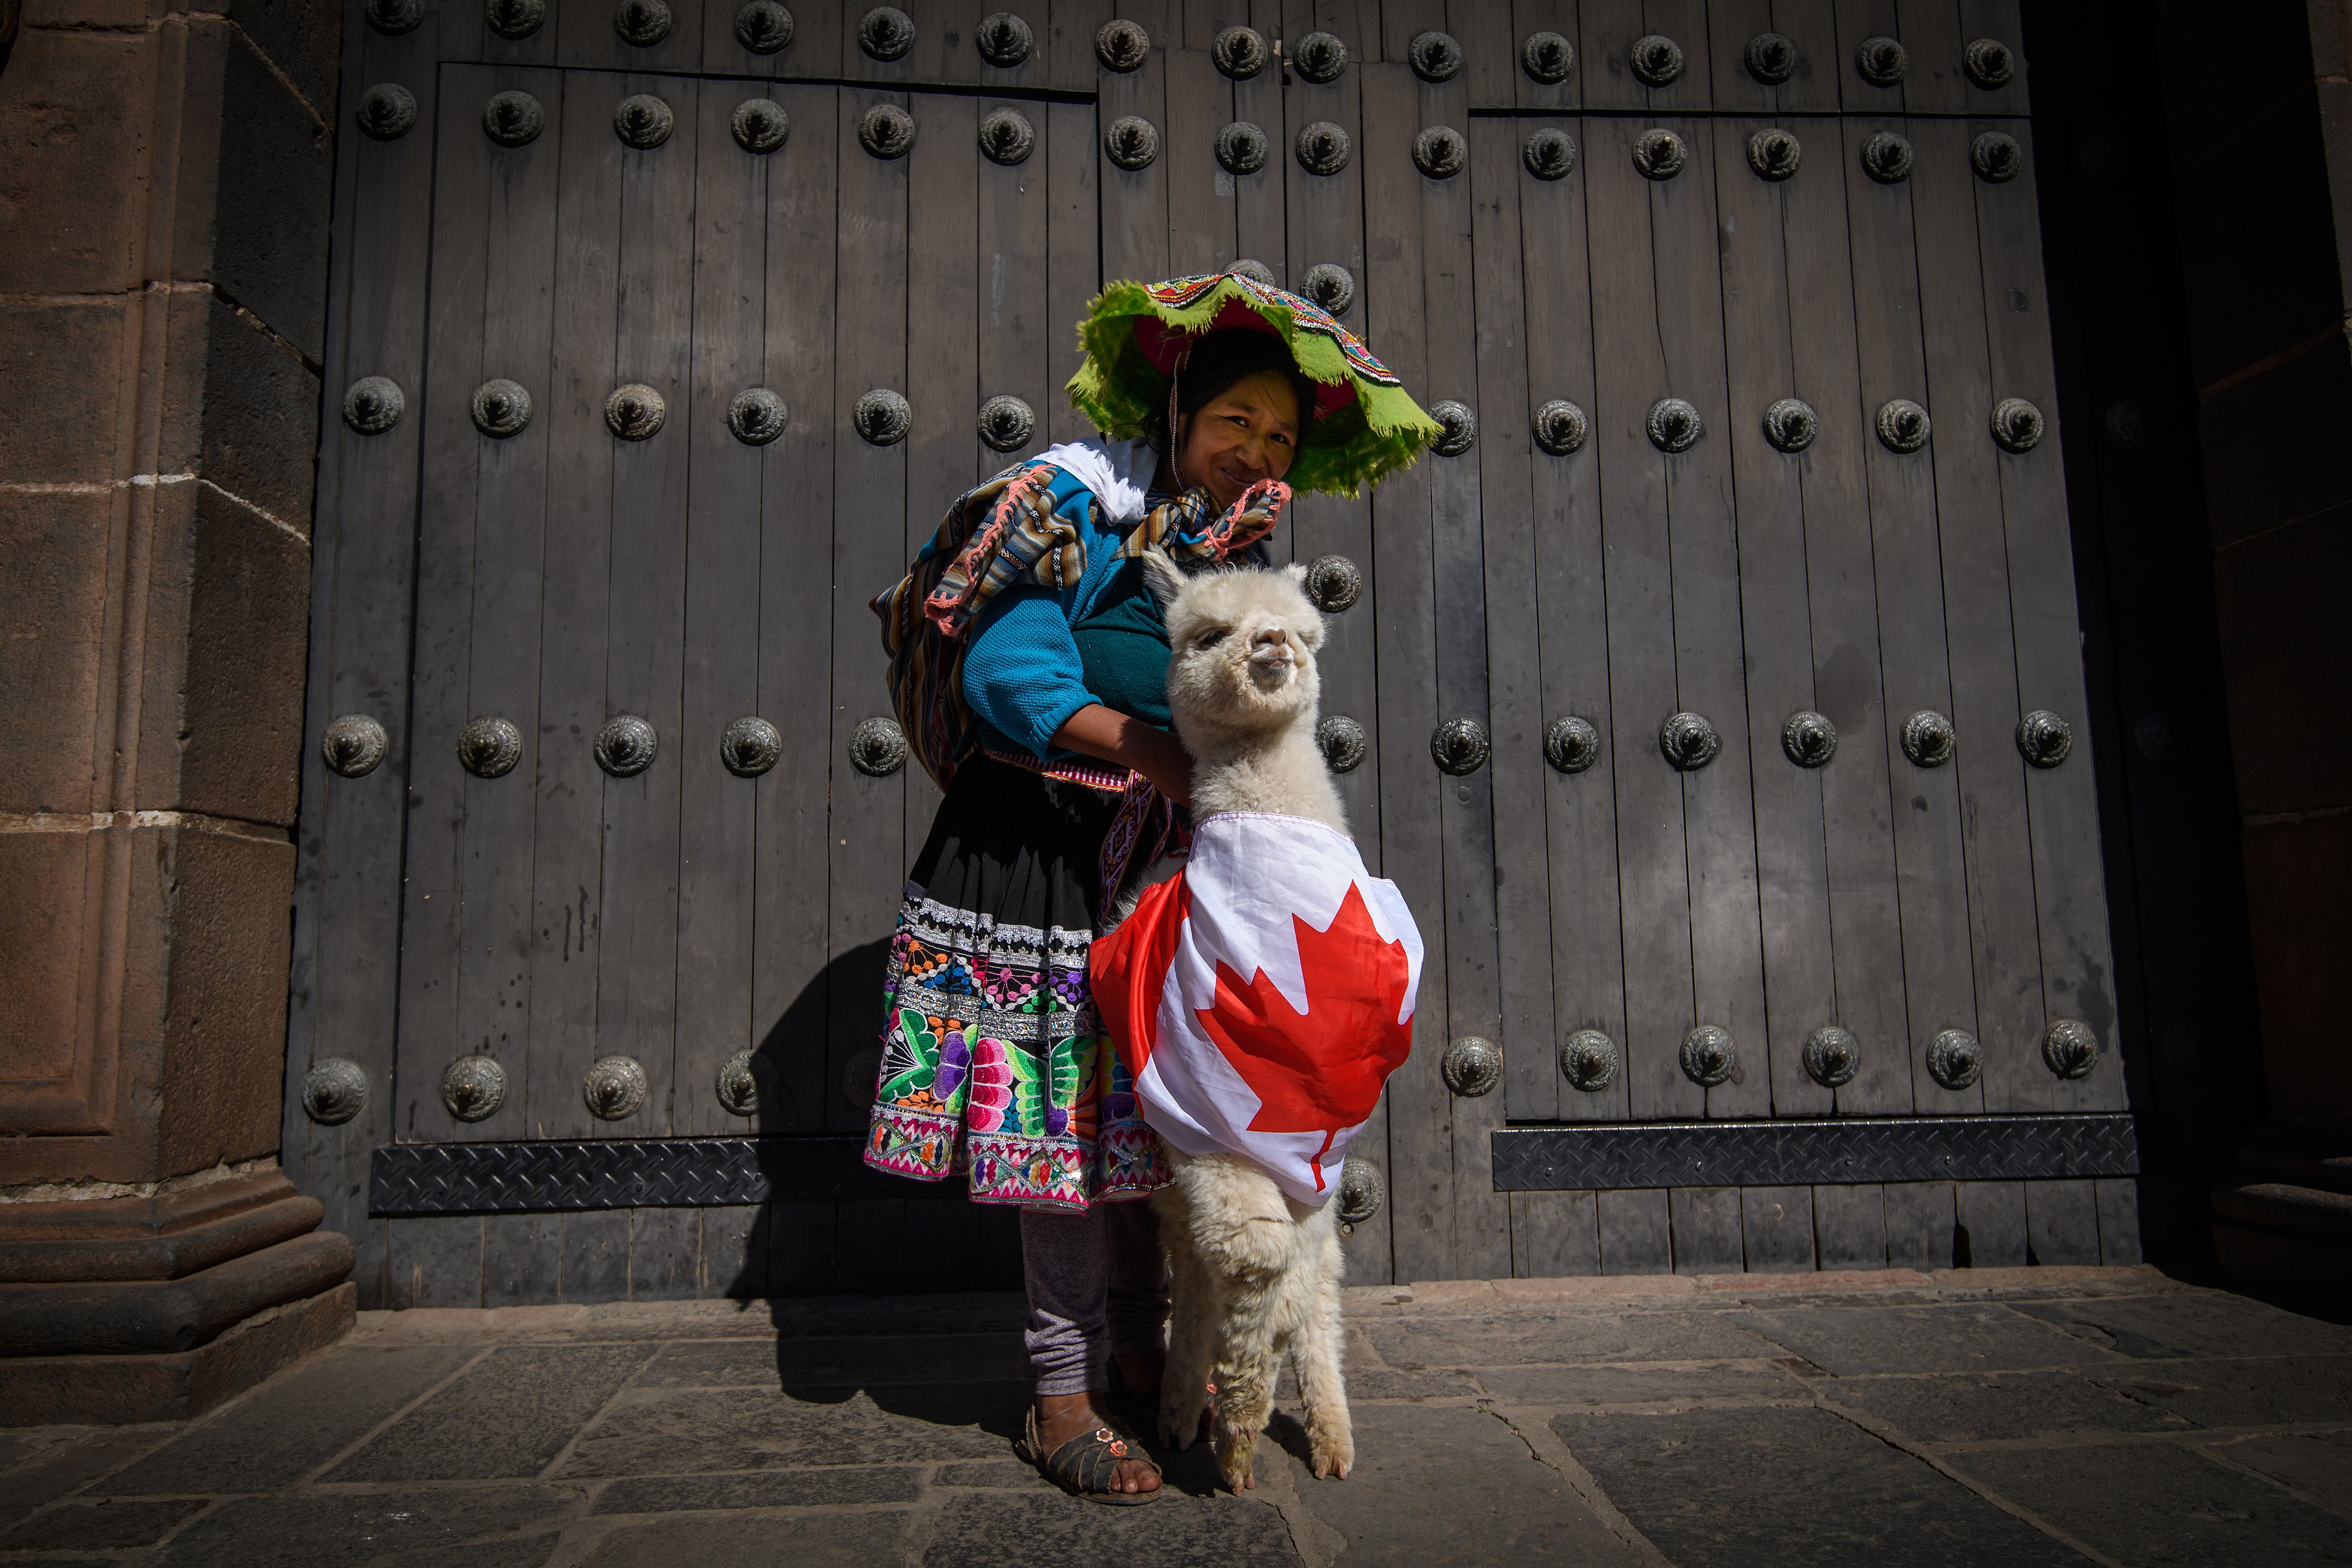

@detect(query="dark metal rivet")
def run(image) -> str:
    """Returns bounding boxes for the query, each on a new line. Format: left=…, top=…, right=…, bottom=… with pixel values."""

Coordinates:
left=1545, top=716, right=1600, bottom=774
left=1105, top=115, right=1160, bottom=170
left=1745, top=31, right=1796, bottom=83
left=1861, top=130, right=1915, bottom=183
left=1095, top=17, right=1149, bottom=72
left=597, top=715, right=659, bottom=777
left=859, top=102, right=916, bottom=159
left=733, top=98, right=790, bottom=154
left=614, top=93, right=674, bottom=149
left=1410, top=29, right=1462, bottom=82
left=1317, top=714, right=1366, bottom=774
left=605, top=383, right=667, bottom=440
left=441, top=1055, right=507, bottom=1121
left=859, top=5, right=913, bottom=60
left=851, top=716, right=908, bottom=776
left=855, top=388, right=911, bottom=445
left=303, top=1059, right=369, bottom=1125
left=1965, top=38, right=2016, bottom=89
left=1429, top=400, right=1476, bottom=456
left=487, top=0, right=545, bottom=37
left=343, top=376, right=405, bottom=435
left=728, top=387, right=787, bottom=444
left=1212, top=24, right=1266, bottom=78
left=1902, top=709, right=1956, bottom=767
left=1990, top=396, right=2043, bottom=452
left=1762, top=397, right=1816, bottom=452
left=356, top=83, right=418, bottom=141
left=1747, top=127, right=1800, bottom=181
left=1876, top=397, right=1930, bottom=452
left=979, top=106, right=1034, bottom=165
left=1647, top=396, right=1701, bottom=452
left=1296, top=120, right=1351, bottom=176
left=978, top=394, right=1035, bottom=452
left=1630, top=34, right=1684, bottom=86
left=977, top=11, right=1032, bottom=66
left=1632, top=128, right=1685, bottom=180
left=2104, top=399, right=2153, bottom=450
left=844, top=1043, right=884, bottom=1109
left=322, top=714, right=390, bottom=777
left=1681, top=1025, right=1736, bottom=1087
left=1660, top=711, right=1719, bottom=771
left=1295, top=31, right=1347, bottom=82
left=1337, top=1157, right=1384, bottom=1224
left=1304, top=554, right=1361, bottom=613
left=716, top=1049, right=773, bottom=1116
left=1561, top=1029, right=1618, bottom=1091
left=2134, top=711, right=2175, bottom=763
left=1524, top=127, right=1576, bottom=181
left=721, top=716, right=782, bottom=777
left=734, top=0, right=791, bottom=52
left=583, top=1055, right=649, bottom=1119
left=1216, top=121, right=1268, bottom=175
left=1522, top=31, right=1573, bottom=83
left=1442, top=1037, right=1502, bottom=1098
left=2042, top=1018, right=2100, bottom=1080
left=482, top=91, right=545, bottom=147
left=459, top=717, right=523, bottom=778
left=614, top=0, right=671, bottom=45
left=1856, top=35, right=1909, bottom=86
left=1783, top=710, right=1838, bottom=767
left=1803, top=1026, right=1859, bottom=1088
left=1972, top=131, right=2024, bottom=183
left=1431, top=717, right=1490, bottom=775
left=1302, top=263, right=1354, bottom=315
left=366, top=0, right=422, bottom=33
left=1413, top=125, right=1467, bottom=180
left=1229, top=261, right=1273, bottom=289
left=1927, top=1028, right=1982, bottom=1090
left=2017, top=708, right=2073, bottom=768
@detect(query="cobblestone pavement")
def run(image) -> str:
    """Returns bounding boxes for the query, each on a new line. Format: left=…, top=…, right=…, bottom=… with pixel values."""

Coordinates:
left=4, top=1265, right=2349, bottom=1566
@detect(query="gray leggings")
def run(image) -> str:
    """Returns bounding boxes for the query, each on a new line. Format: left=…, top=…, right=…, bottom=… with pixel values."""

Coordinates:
left=1021, top=1201, right=1170, bottom=1396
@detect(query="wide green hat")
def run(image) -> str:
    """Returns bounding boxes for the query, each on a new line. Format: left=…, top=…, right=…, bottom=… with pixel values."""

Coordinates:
left=1067, top=269, right=1441, bottom=499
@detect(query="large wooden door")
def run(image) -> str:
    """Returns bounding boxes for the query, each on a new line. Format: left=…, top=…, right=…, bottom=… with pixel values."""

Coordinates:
left=288, top=0, right=2140, bottom=1308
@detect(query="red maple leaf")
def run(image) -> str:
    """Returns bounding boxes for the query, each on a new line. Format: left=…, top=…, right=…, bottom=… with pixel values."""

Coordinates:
left=1194, top=883, right=1416, bottom=1187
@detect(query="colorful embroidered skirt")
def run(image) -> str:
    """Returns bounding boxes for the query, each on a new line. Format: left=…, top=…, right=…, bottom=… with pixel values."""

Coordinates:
left=864, top=755, right=1171, bottom=1211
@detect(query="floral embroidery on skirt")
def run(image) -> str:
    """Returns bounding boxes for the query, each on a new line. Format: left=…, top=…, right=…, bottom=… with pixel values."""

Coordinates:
left=865, top=888, right=1170, bottom=1211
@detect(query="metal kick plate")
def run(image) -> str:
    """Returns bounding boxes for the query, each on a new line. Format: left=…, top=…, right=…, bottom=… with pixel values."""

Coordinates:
left=1490, top=1114, right=2140, bottom=1191
left=369, top=1136, right=931, bottom=1215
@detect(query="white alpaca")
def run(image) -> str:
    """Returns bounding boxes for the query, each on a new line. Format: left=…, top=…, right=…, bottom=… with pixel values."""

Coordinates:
left=1138, top=553, right=1355, bottom=1493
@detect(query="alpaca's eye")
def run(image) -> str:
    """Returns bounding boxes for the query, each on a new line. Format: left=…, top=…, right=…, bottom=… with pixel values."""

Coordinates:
left=1196, top=628, right=1229, bottom=649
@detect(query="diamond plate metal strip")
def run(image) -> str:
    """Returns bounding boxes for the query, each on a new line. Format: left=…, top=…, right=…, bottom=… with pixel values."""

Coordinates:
left=1489, top=1114, right=2140, bottom=1191
left=368, top=1137, right=944, bottom=1215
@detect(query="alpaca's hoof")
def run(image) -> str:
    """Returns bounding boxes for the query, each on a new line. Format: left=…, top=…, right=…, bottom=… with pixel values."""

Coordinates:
left=1214, top=1425, right=1257, bottom=1492
left=1309, top=1417, right=1354, bottom=1480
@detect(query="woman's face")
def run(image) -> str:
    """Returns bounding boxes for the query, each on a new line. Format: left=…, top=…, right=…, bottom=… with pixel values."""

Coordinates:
left=1174, top=369, right=1303, bottom=513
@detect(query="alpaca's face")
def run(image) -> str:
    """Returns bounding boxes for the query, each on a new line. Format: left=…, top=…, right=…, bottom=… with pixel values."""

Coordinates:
left=1163, top=567, right=1325, bottom=739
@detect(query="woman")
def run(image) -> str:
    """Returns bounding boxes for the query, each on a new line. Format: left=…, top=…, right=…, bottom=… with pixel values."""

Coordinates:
left=864, top=269, right=1436, bottom=1502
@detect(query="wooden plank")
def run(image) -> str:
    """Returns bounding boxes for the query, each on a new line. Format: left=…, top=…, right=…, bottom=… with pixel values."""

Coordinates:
left=1741, top=1186, right=1816, bottom=1272
left=2024, top=1178, right=2100, bottom=1267
left=397, top=65, right=495, bottom=1142
left=1641, top=0, right=1710, bottom=111
left=1882, top=1181, right=1953, bottom=1271
left=1416, top=66, right=1508, bottom=1285
left=480, top=1213, right=558, bottom=1306
left=1510, top=1192, right=1600, bottom=1278
left=1162, top=47, right=1235, bottom=273
left=1766, top=0, right=1842, bottom=115
left=1045, top=101, right=1100, bottom=449
left=559, top=1211, right=633, bottom=1301
left=1710, top=118, right=1832, bottom=1121
left=977, top=93, right=1048, bottom=474
left=386, top=1217, right=485, bottom=1309
left=1575, top=0, right=1642, bottom=112
left=523, top=72, right=623, bottom=1144
left=1449, top=0, right=1515, bottom=108
left=556, top=0, right=703, bottom=73
left=1509, top=0, right=1579, bottom=112
left=674, top=80, right=770, bottom=1137
left=2094, top=1178, right=2142, bottom=1265
left=704, top=1204, right=770, bottom=1297
left=1380, top=0, right=1440, bottom=67
left=1596, top=1189, right=1671, bottom=1275
left=1047, top=0, right=1114, bottom=89
left=1831, top=0, right=1904, bottom=115
left=1840, top=115, right=1976, bottom=1118
left=1230, top=20, right=1284, bottom=275
left=1357, top=60, right=1444, bottom=1287
left=1097, top=21, right=1171, bottom=283
left=1907, top=115, right=2044, bottom=1119
left=752, top=85, right=840, bottom=1136
left=926, top=0, right=991, bottom=85
left=1955, top=1178, right=2028, bottom=1268
left=1812, top=1184, right=1889, bottom=1269
left=1669, top=1187, right=1742, bottom=1273
left=1893, top=0, right=1966, bottom=113
left=1707, top=0, right=1773, bottom=111
left=1582, top=116, right=1694, bottom=1126
left=827, top=88, right=913, bottom=1136
left=1954, top=0, right=2026, bottom=116
left=627, top=1208, right=702, bottom=1298
left=1975, top=122, right=2124, bottom=1111
left=589, top=71, right=699, bottom=1141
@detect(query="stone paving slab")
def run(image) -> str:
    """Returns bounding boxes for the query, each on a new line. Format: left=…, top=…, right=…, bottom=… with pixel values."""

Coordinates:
left=2, top=1266, right=2348, bottom=1566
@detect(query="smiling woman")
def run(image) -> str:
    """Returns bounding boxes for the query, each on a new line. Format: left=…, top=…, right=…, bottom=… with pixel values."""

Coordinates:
left=859, top=266, right=1436, bottom=1506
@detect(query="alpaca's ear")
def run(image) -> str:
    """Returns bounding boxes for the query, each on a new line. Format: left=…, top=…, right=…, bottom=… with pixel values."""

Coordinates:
left=1138, top=548, right=1187, bottom=610
left=1282, top=561, right=1308, bottom=587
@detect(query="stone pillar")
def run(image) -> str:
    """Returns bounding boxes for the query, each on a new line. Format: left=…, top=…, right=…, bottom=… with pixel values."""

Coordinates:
left=2165, top=1, right=2352, bottom=1293
left=0, top=0, right=354, bottom=1420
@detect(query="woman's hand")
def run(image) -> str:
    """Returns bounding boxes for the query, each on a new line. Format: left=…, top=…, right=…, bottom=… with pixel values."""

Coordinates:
left=1051, top=705, right=1192, bottom=806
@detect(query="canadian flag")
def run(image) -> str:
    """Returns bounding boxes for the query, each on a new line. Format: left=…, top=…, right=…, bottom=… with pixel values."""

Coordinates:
left=1091, top=813, right=1426, bottom=1206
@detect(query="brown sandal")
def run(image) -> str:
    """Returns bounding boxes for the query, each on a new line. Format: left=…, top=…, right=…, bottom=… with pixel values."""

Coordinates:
left=1018, top=1407, right=1164, bottom=1506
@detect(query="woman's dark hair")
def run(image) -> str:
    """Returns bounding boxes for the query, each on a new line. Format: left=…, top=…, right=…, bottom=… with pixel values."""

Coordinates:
left=1157, top=329, right=1319, bottom=449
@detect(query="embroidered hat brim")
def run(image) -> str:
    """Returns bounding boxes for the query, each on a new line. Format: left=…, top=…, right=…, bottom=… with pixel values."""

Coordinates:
left=1067, top=270, right=1441, bottom=499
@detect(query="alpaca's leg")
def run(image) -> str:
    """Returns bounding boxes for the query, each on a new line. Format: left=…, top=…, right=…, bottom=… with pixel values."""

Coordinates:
left=1294, top=1217, right=1353, bottom=1479
left=1154, top=1188, right=1215, bottom=1450
left=1208, top=1241, right=1294, bottom=1493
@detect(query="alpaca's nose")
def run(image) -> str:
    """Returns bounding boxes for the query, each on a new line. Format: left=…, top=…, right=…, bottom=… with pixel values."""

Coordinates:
left=1255, top=626, right=1288, bottom=648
